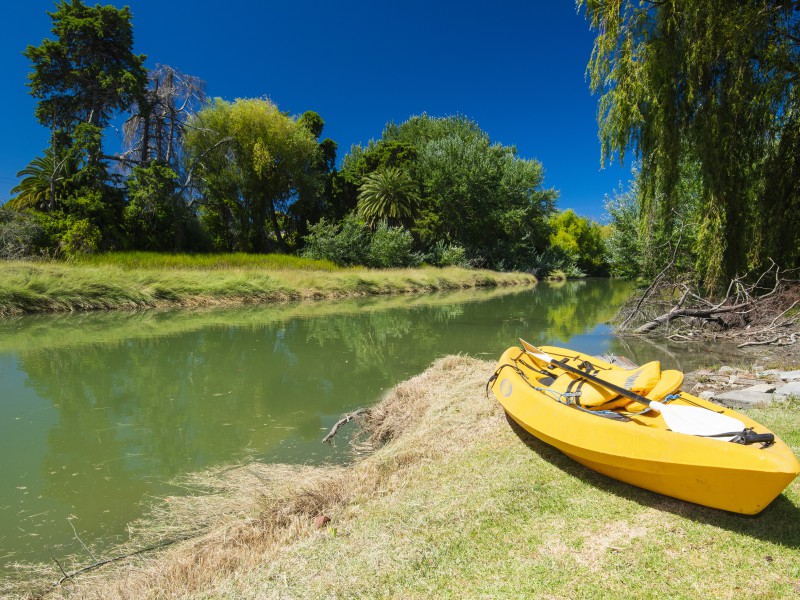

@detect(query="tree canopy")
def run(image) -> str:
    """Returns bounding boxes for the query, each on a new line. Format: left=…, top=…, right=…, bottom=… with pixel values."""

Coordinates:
left=336, top=114, right=558, bottom=269
left=183, top=98, right=322, bottom=252
left=357, top=167, right=418, bottom=227
left=582, top=0, right=800, bottom=287
left=7, top=2, right=600, bottom=273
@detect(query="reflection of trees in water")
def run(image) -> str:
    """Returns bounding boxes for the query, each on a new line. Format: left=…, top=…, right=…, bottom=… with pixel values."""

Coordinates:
left=519, top=279, right=634, bottom=343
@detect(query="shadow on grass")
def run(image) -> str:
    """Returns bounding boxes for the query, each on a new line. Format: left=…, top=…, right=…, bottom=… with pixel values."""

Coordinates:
left=505, top=414, right=800, bottom=549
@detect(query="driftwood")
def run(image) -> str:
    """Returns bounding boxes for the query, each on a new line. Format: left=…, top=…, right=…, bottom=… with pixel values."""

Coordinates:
left=616, top=261, right=800, bottom=347
left=322, top=409, right=369, bottom=444
left=42, top=533, right=197, bottom=594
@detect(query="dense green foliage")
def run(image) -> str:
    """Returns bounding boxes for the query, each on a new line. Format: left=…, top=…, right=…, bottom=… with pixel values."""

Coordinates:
left=301, top=215, right=425, bottom=269
left=357, top=167, right=419, bottom=227
left=335, top=115, right=560, bottom=270
left=183, top=98, right=322, bottom=252
left=548, top=209, right=609, bottom=276
left=582, top=0, right=800, bottom=287
left=18, top=0, right=145, bottom=251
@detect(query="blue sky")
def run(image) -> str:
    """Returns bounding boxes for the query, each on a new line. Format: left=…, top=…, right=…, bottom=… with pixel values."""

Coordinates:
left=0, top=0, right=633, bottom=220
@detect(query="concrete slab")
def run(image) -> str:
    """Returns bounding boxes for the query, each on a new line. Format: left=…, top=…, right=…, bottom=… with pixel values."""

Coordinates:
left=774, top=382, right=800, bottom=398
left=712, top=390, right=775, bottom=409
left=741, top=383, right=777, bottom=393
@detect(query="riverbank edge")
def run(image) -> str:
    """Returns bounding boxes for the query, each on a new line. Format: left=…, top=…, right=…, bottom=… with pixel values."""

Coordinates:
left=12, top=353, right=800, bottom=599
left=0, top=261, right=536, bottom=317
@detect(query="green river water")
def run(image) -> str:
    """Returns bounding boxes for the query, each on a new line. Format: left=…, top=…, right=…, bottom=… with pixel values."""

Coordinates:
left=0, top=279, right=742, bottom=574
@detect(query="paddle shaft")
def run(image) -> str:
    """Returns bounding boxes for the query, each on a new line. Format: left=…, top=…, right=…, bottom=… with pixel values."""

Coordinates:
left=534, top=355, right=654, bottom=406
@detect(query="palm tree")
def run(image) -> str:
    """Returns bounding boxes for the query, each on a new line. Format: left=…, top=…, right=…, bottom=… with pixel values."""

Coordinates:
left=11, top=148, right=78, bottom=211
left=357, top=167, right=419, bottom=227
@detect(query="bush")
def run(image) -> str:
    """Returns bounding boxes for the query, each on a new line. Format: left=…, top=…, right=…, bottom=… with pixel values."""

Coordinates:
left=301, top=215, right=370, bottom=266
left=366, top=223, right=422, bottom=268
left=61, top=218, right=102, bottom=257
left=426, top=240, right=470, bottom=267
left=302, top=214, right=423, bottom=268
left=526, top=247, right=582, bottom=279
left=0, top=207, right=47, bottom=258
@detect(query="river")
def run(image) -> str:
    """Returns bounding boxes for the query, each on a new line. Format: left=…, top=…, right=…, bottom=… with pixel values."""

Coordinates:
left=0, top=279, right=740, bottom=573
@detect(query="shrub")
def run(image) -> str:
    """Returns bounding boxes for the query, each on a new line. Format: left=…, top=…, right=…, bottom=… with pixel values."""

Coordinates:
left=0, top=207, right=47, bottom=258
left=301, top=215, right=370, bottom=266
left=426, top=240, right=470, bottom=267
left=302, top=214, right=423, bottom=268
left=366, top=223, right=422, bottom=268
left=526, top=247, right=581, bottom=279
left=61, top=218, right=102, bottom=257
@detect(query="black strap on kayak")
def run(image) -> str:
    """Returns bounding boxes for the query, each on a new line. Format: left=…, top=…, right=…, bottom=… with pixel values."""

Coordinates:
left=705, top=428, right=775, bottom=448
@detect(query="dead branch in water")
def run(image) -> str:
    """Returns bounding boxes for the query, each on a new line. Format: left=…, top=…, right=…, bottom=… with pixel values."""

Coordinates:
left=322, top=408, right=369, bottom=444
left=615, top=261, right=800, bottom=346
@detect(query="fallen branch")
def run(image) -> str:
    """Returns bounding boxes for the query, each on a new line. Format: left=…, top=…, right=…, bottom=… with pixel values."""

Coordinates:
left=322, top=409, right=369, bottom=445
left=68, top=515, right=97, bottom=562
left=619, top=224, right=686, bottom=330
left=627, top=261, right=788, bottom=335
left=47, top=533, right=196, bottom=592
left=737, top=332, right=798, bottom=348
left=737, top=335, right=781, bottom=348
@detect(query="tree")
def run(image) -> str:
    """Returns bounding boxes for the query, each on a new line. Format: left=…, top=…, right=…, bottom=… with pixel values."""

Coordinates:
left=548, top=209, right=609, bottom=276
left=414, top=125, right=557, bottom=268
left=581, top=0, right=800, bottom=288
left=604, top=179, right=642, bottom=280
left=339, top=114, right=558, bottom=269
left=10, top=148, right=79, bottom=212
left=124, top=163, right=201, bottom=251
left=357, top=167, right=419, bottom=227
left=184, top=98, right=322, bottom=252
left=122, top=64, right=206, bottom=170
left=287, top=111, right=338, bottom=242
left=24, top=0, right=146, bottom=173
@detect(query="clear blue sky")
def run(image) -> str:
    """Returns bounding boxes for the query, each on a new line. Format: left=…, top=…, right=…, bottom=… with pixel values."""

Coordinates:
left=0, top=0, right=632, bottom=220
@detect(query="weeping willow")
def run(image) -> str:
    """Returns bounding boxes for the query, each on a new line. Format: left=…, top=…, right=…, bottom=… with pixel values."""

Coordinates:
left=581, top=0, right=800, bottom=289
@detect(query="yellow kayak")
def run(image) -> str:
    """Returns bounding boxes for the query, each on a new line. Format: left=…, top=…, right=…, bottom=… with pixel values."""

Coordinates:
left=488, top=343, right=800, bottom=514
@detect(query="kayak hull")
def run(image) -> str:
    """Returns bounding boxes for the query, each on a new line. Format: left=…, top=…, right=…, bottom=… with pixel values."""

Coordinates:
left=490, top=345, right=800, bottom=515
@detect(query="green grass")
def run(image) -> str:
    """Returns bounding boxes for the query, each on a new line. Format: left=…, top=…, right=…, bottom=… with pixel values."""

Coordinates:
left=23, top=356, right=800, bottom=599
left=75, top=251, right=341, bottom=271
left=0, top=257, right=536, bottom=316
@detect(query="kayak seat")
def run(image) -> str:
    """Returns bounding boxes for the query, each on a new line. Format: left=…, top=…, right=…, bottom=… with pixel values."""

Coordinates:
left=626, top=369, right=684, bottom=411
left=548, top=361, right=662, bottom=408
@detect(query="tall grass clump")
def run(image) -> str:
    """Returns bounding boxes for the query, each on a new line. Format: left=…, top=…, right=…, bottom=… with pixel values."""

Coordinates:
left=76, top=251, right=341, bottom=271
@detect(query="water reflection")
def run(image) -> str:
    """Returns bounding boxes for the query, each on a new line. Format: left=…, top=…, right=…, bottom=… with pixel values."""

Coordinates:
left=0, top=279, right=740, bottom=568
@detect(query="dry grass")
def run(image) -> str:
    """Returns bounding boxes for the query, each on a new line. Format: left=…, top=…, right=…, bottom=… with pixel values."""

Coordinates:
left=6, top=356, right=800, bottom=599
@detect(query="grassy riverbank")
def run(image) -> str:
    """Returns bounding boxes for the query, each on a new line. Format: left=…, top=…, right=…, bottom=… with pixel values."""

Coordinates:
left=13, top=356, right=799, bottom=599
left=0, top=254, right=536, bottom=316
